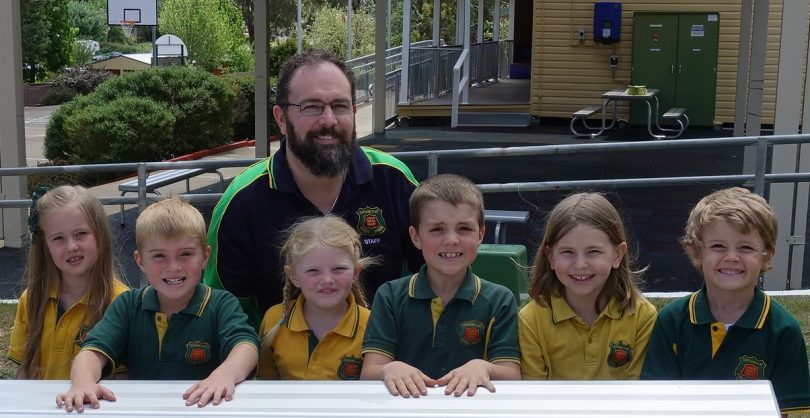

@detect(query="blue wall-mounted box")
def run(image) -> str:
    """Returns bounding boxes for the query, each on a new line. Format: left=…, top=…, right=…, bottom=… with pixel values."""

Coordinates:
left=594, top=2, right=621, bottom=44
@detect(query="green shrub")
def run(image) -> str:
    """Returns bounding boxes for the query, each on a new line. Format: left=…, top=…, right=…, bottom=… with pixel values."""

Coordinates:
left=44, top=93, right=106, bottom=160
left=50, top=67, right=113, bottom=95
left=223, top=73, right=279, bottom=141
left=63, top=96, right=175, bottom=164
left=269, top=38, right=301, bottom=78
left=92, top=66, right=235, bottom=156
left=39, top=86, right=79, bottom=106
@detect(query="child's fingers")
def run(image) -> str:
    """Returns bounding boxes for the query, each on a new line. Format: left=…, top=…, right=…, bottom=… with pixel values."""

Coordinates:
left=383, top=378, right=401, bottom=396
left=209, top=388, right=225, bottom=406
left=99, top=385, right=117, bottom=402
left=480, top=379, right=496, bottom=394
left=182, top=383, right=199, bottom=400
left=402, top=377, right=425, bottom=398
left=197, top=388, right=214, bottom=407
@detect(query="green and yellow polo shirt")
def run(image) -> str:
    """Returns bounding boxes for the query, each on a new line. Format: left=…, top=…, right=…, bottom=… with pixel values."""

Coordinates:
left=362, top=265, right=519, bottom=379
left=8, top=280, right=129, bottom=379
left=519, top=293, right=657, bottom=380
left=83, top=283, right=259, bottom=380
left=258, top=293, right=368, bottom=380
left=641, top=286, right=810, bottom=414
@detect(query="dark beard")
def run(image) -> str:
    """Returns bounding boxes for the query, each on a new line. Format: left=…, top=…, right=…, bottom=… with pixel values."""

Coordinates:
left=286, top=121, right=355, bottom=177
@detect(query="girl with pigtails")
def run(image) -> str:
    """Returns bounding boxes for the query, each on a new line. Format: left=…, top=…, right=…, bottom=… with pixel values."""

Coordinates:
left=258, top=215, right=373, bottom=380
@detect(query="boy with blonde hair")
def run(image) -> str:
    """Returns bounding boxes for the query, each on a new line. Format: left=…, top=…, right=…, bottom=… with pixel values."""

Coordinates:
left=642, top=187, right=810, bottom=415
left=57, top=198, right=259, bottom=412
left=361, top=174, right=520, bottom=397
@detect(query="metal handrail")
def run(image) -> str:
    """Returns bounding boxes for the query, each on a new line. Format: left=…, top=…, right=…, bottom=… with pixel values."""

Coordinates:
left=0, top=133, right=806, bottom=211
left=451, top=49, right=470, bottom=128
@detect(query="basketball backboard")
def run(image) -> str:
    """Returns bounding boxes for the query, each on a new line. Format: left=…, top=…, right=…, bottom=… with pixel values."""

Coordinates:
left=107, top=0, right=157, bottom=26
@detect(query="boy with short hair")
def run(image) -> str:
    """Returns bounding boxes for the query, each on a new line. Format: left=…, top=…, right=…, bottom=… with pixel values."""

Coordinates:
left=360, top=174, right=520, bottom=397
left=56, top=198, right=259, bottom=412
left=641, top=187, right=810, bottom=415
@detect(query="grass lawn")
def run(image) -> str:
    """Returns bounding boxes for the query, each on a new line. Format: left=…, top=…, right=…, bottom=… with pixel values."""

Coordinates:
left=0, top=297, right=806, bottom=415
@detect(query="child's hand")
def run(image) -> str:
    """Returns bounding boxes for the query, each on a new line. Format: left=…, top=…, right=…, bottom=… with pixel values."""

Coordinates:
left=183, top=376, right=235, bottom=407
left=55, top=382, right=116, bottom=413
left=436, top=359, right=496, bottom=397
left=381, top=361, right=438, bottom=398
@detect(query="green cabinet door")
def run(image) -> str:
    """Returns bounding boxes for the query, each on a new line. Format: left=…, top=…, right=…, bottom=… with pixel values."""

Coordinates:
left=631, top=14, right=678, bottom=125
left=631, top=13, right=719, bottom=127
left=676, top=13, right=719, bottom=127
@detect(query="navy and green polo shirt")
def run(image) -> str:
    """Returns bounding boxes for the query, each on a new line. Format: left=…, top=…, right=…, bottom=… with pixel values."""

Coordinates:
left=204, top=140, right=423, bottom=327
left=82, top=283, right=259, bottom=380
left=641, top=285, right=810, bottom=414
left=362, top=265, right=520, bottom=379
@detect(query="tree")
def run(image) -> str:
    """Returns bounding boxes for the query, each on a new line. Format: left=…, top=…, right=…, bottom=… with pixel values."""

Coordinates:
left=21, top=0, right=75, bottom=82
left=161, top=0, right=250, bottom=71
left=307, top=6, right=375, bottom=60
left=68, top=0, right=108, bottom=41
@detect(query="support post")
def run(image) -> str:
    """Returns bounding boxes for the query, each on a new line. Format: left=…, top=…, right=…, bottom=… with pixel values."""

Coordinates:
left=766, top=0, right=809, bottom=290
left=347, top=0, right=353, bottom=60
left=373, top=0, right=388, bottom=133
left=0, top=0, right=26, bottom=248
left=255, top=0, right=270, bottom=157
left=297, top=0, right=303, bottom=52
left=399, top=0, right=412, bottom=105
left=433, top=0, right=441, bottom=46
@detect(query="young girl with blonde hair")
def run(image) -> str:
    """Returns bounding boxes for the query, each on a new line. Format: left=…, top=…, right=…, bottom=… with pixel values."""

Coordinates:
left=259, top=215, right=372, bottom=380
left=8, top=185, right=128, bottom=379
left=519, top=192, right=657, bottom=380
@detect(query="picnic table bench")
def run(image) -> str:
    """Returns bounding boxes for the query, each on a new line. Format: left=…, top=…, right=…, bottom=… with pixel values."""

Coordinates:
left=118, top=168, right=224, bottom=226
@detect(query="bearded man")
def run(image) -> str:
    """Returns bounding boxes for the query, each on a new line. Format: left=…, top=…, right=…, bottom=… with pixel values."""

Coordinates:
left=204, top=50, right=423, bottom=328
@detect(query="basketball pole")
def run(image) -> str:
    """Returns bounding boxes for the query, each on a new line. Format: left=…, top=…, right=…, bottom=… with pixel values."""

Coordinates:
left=152, top=26, right=158, bottom=67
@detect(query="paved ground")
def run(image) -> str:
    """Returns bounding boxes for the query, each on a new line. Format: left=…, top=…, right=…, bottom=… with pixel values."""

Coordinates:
left=0, top=105, right=800, bottom=299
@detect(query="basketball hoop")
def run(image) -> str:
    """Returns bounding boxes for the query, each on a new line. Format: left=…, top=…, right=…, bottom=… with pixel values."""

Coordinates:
left=120, top=20, right=136, bottom=38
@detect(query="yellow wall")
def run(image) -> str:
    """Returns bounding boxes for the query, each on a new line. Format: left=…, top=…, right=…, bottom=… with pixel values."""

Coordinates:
left=531, top=0, right=788, bottom=125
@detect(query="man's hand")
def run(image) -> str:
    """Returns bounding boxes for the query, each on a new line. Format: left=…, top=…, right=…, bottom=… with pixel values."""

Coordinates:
left=436, top=359, right=496, bottom=397
left=381, top=361, right=438, bottom=398
left=55, top=382, right=117, bottom=413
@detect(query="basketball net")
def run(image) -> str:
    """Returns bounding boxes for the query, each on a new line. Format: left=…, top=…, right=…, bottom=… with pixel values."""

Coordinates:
left=120, top=20, right=136, bottom=39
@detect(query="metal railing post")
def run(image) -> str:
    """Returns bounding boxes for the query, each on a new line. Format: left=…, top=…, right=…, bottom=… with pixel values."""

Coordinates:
left=137, top=163, right=148, bottom=214
left=754, top=136, right=768, bottom=195
left=428, top=152, right=439, bottom=177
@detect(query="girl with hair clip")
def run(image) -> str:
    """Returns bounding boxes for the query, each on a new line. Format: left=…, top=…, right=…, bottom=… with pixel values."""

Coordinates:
left=258, top=215, right=373, bottom=380
left=519, top=192, right=657, bottom=380
left=8, top=185, right=128, bottom=379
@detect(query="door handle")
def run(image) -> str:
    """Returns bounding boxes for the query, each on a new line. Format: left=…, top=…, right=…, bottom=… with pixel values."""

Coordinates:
left=671, top=65, right=675, bottom=75
left=678, top=64, right=682, bottom=75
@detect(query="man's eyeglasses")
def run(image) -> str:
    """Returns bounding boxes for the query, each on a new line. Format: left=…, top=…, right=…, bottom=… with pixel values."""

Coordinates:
left=282, top=100, right=354, bottom=116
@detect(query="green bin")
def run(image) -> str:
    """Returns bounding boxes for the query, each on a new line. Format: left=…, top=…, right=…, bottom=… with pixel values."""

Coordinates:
left=472, top=244, right=528, bottom=305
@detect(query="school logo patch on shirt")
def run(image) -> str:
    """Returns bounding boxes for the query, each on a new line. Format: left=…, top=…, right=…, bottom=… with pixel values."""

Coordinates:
left=185, top=341, right=212, bottom=365
left=356, top=207, right=386, bottom=236
left=458, top=320, right=485, bottom=346
left=735, top=355, right=766, bottom=380
left=606, top=341, right=633, bottom=368
left=337, top=355, right=363, bottom=380
left=73, top=325, right=92, bottom=347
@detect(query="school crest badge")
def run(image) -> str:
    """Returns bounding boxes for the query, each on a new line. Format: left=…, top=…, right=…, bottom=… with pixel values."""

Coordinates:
left=185, top=341, right=212, bottom=365
left=356, top=207, right=386, bottom=236
left=735, top=355, right=766, bottom=380
left=337, top=355, right=363, bottom=380
left=458, top=320, right=485, bottom=347
left=606, top=341, right=633, bottom=368
left=73, top=325, right=92, bottom=347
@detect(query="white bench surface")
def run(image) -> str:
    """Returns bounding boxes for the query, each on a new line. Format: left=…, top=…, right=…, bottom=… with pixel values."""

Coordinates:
left=0, top=380, right=780, bottom=417
left=573, top=105, right=602, bottom=117
left=118, top=168, right=211, bottom=193
left=663, top=107, right=687, bottom=118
